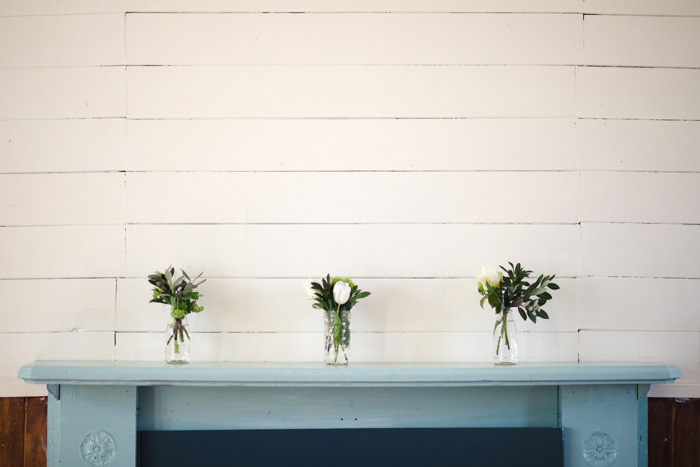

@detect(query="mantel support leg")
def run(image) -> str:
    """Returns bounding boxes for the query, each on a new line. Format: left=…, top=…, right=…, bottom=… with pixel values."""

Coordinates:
left=48, top=385, right=137, bottom=467
left=560, top=384, right=642, bottom=467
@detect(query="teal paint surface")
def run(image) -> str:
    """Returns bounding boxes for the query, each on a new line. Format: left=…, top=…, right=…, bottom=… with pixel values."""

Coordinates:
left=139, top=385, right=558, bottom=431
left=19, top=361, right=681, bottom=387
left=19, top=361, right=680, bottom=467
left=50, top=385, right=137, bottom=467
left=560, top=385, right=639, bottom=467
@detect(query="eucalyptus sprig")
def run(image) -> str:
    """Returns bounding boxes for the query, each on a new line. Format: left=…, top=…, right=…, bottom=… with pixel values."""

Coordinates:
left=148, top=266, right=206, bottom=319
left=477, top=262, right=559, bottom=323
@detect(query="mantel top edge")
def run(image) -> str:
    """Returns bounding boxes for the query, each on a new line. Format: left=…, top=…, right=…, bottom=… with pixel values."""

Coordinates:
left=18, top=361, right=681, bottom=387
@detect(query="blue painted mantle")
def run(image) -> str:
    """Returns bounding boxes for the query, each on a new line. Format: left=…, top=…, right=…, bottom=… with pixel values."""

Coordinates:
left=20, top=360, right=679, bottom=386
left=19, top=361, right=680, bottom=467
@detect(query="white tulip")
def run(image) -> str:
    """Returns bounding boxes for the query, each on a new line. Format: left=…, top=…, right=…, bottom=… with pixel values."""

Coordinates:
left=477, top=266, right=502, bottom=289
left=333, top=280, right=351, bottom=305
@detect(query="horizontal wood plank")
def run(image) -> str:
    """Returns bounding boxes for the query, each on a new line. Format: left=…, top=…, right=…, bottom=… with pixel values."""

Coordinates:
left=127, top=65, right=575, bottom=118
left=0, top=226, right=125, bottom=279
left=578, top=277, right=700, bottom=331
left=125, top=225, right=247, bottom=277
left=0, top=68, right=125, bottom=120
left=581, top=0, right=700, bottom=16
left=445, top=172, right=578, bottom=223
left=126, top=118, right=577, bottom=171
left=127, top=171, right=577, bottom=224
left=250, top=171, right=578, bottom=223
left=249, top=224, right=581, bottom=278
left=0, top=14, right=124, bottom=68
left=127, top=13, right=581, bottom=65
left=580, top=172, right=700, bottom=223
left=446, top=224, right=582, bottom=278
left=0, top=173, right=125, bottom=225
left=0, top=119, right=126, bottom=174
left=1, top=279, right=116, bottom=332
left=125, top=0, right=583, bottom=13
left=0, top=0, right=124, bottom=16
left=581, top=223, right=700, bottom=278
left=578, top=120, right=700, bottom=172
left=577, top=67, right=700, bottom=120
left=584, top=16, right=700, bottom=68
left=126, top=172, right=246, bottom=224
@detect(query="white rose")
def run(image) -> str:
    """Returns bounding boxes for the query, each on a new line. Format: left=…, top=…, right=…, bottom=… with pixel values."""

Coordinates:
left=303, top=279, right=318, bottom=299
left=333, top=280, right=351, bottom=305
left=477, top=266, right=502, bottom=289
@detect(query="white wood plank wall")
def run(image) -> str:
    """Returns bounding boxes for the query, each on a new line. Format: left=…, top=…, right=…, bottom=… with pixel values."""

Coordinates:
left=0, top=1, right=697, bottom=397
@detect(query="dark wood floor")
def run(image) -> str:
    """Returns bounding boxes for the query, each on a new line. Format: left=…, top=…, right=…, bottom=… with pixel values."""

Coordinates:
left=1, top=397, right=697, bottom=466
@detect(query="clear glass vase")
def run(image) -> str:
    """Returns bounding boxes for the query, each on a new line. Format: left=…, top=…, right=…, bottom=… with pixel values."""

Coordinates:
left=493, top=310, right=518, bottom=365
left=324, top=309, right=351, bottom=365
left=166, top=316, right=190, bottom=364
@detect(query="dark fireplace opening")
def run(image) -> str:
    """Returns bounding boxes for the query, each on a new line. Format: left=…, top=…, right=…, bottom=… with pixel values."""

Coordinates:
left=139, top=427, right=563, bottom=466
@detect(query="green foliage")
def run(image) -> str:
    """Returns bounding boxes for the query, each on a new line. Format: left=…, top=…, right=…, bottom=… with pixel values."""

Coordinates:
left=310, top=274, right=370, bottom=362
left=148, top=266, right=206, bottom=319
left=310, top=274, right=370, bottom=314
left=477, top=262, right=558, bottom=324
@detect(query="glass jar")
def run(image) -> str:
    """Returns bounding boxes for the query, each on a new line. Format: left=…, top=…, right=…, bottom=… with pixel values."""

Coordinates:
left=166, top=316, right=190, bottom=364
left=493, top=309, right=518, bottom=365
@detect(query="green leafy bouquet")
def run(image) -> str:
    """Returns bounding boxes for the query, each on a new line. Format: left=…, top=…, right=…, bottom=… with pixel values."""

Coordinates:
left=477, top=263, right=559, bottom=359
left=305, top=275, right=370, bottom=364
left=148, top=267, right=206, bottom=356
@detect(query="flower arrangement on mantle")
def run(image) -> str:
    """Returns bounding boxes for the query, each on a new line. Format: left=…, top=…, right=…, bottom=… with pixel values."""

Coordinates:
left=148, top=266, right=206, bottom=364
left=305, top=275, right=370, bottom=365
left=477, top=262, right=558, bottom=365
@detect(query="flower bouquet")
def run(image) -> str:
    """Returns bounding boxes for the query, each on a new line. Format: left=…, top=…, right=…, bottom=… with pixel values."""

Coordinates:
left=477, top=262, right=558, bottom=365
left=148, top=266, right=205, bottom=364
left=305, top=275, right=370, bottom=365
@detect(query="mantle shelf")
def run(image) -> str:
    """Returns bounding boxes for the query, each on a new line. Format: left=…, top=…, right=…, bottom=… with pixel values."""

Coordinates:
left=19, top=360, right=680, bottom=387
left=18, top=360, right=681, bottom=466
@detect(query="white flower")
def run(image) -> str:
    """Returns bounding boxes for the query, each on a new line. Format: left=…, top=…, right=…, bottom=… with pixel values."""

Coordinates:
left=302, top=279, right=318, bottom=299
left=477, top=266, right=502, bottom=289
left=333, top=280, right=351, bottom=305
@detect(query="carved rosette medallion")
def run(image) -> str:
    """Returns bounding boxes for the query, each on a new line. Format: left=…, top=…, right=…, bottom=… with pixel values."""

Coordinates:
left=79, top=430, right=116, bottom=466
left=582, top=430, right=617, bottom=466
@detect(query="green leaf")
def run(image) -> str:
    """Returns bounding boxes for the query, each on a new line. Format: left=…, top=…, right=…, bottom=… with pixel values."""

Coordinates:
left=538, top=310, right=549, bottom=320
left=518, top=307, right=527, bottom=321
left=547, top=283, right=560, bottom=290
left=527, top=309, right=536, bottom=322
left=538, top=292, right=552, bottom=301
left=487, top=294, right=500, bottom=309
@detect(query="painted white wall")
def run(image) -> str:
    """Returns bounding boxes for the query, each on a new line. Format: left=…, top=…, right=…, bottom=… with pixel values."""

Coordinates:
left=1, top=1, right=698, bottom=397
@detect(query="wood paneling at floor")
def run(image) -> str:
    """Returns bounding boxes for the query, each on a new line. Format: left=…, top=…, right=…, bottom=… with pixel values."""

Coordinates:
left=649, top=398, right=700, bottom=467
left=0, top=397, right=46, bottom=467
left=23, top=397, right=47, bottom=467
left=0, top=397, right=25, bottom=465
